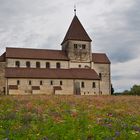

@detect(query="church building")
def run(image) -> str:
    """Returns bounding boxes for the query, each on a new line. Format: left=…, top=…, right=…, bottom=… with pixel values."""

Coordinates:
left=0, top=13, right=111, bottom=95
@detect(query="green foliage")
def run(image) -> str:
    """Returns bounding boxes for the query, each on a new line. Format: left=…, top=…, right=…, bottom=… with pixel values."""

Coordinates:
left=122, top=85, right=140, bottom=95
left=111, top=84, right=114, bottom=95
left=131, top=85, right=140, bottom=95
left=0, top=95, right=140, bottom=139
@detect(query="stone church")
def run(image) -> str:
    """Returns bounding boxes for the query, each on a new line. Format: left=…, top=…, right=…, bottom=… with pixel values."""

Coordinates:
left=0, top=13, right=111, bottom=95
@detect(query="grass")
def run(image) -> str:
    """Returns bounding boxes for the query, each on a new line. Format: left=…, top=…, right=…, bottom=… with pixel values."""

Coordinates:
left=0, top=95, right=140, bottom=140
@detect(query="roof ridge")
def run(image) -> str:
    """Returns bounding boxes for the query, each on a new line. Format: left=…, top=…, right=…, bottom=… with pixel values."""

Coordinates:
left=6, top=47, right=62, bottom=52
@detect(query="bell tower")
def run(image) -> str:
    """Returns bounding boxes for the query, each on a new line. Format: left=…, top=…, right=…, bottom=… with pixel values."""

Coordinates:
left=61, top=12, right=92, bottom=62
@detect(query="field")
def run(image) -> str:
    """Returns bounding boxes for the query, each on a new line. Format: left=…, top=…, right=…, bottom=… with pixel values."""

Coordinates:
left=0, top=95, right=140, bottom=140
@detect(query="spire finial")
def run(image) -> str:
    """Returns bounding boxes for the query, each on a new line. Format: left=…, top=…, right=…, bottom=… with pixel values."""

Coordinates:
left=74, top=5, right=76, bottom=15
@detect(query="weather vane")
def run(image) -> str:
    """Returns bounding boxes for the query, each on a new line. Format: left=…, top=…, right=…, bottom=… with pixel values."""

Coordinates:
left=74, top=5, right=76, bottom=15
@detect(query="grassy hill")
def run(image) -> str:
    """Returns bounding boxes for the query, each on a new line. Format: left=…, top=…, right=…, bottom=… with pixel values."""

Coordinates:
left=0, top=95, right=140, bottom=140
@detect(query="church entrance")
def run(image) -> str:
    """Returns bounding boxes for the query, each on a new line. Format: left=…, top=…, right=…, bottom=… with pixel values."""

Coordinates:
left=74, top=82, right=81, bottom=95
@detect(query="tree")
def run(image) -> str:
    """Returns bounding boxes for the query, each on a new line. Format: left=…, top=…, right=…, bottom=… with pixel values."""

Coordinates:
left=130, top=85, right=140, bottom=95
left=111, top=84, right=114, bottom=95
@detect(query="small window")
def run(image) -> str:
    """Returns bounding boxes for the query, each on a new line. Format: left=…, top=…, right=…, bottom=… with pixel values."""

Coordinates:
left=81, top=82, right=85, bottom=88
left=26, top=61, right=30, bottom=68
left=99, top=73, right=102, bottom=80
left=82, top=44, right=86, bottom=49
left=29, top=80, right=32, bottom=85
left=60, top=81, right=63, bottom=85
left=56, top=62, right=61, bottom=69
left=36, top=62, right=40, bottom=68
left=79, top=65, right=81, bottom=68
left=46, top=62, right=50, bottom=68
left=74, top=44, right=77, bottom=49
left=50, top=81, right=53, bottom=85
left=40, top=81, right=43, bottom=85
left=17, top=80, right=20, bottom=85
left=92, top=82, right=96, bottom=88
left=15, top=61, right=20, bottom=67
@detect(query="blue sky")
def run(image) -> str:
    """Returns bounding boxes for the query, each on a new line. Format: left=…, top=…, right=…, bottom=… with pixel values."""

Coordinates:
left=0, top=0, right=140, bottom=92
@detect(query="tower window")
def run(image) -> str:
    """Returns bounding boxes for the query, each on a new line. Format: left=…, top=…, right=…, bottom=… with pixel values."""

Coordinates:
left=74, top=44, right=77, bottom=49
left=82, top=44, right=86, bottom=49
left=26, top=61, right=30, bottom=68
left=17, top=80, right=20, bottom=85
left=81, top=82, right=85, bottom=88
left=46, top=62, right=50, bottom=68
left=36, top=62, right=40, bottom=68
left=15, top=61, right=20, bottom=67
left=56, top=62, right=61, bottom=69
left=60, top=81, right=63, bottom=85
left=92, top=82, right=96, bottom=88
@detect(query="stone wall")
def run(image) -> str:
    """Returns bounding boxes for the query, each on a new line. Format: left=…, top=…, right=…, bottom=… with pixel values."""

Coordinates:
left=62, top=40, right=92, bottom=62
left=92, top=62, right=111, bottom=95
left=7, top=78, right=100, bottom=95
left=0, top=62, right=6, bottom=94
left=7, top=59, right=69, bottom=69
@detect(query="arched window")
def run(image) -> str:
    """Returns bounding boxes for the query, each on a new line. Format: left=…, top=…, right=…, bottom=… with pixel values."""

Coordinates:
left=46, top=62, right=50, bottom=68
left=50, top=81, right=53, bottom=85
left=29, top=80, right=32, bottom=85
left=92, top=82, right=96, bottom=88
left=79, top=65, right=81, bottom=68
left=81, top=82, right=85, bottom=88
left=36, top=62, right=40, bottom=68
left=56, top=62, right=61, bottom=69
left=40, top=80, right=43, bottom=85
left=15, top=61, right=20, bottom=67
left=60, top=81, right=63, bottom=85
left=26, top=61, right=30, bottom=68
left=17, top=80, right=20, bottom=85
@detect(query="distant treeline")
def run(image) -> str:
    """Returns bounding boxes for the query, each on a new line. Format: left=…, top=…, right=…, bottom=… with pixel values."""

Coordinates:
left=113, top=85, right=140, bottom=96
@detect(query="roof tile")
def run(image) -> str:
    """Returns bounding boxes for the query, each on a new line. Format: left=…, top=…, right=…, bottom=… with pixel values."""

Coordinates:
left=5, top=68, right=100, bottom=80
left=6, top=48, right=69, bottom=60
left=61, top=15, right=92, bottom=44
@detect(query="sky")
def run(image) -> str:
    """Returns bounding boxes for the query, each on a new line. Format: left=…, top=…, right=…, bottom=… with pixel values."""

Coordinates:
left=0, top=0, right=140, bottom=92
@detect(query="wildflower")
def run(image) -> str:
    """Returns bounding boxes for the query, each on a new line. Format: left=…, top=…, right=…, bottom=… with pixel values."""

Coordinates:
left=115, top=131, right=120, bottom=137
left=107, top=113, right=113, bottom=117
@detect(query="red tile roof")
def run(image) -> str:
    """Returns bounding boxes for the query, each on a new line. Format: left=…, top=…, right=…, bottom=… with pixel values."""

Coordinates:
left=6, top=47, right=69, bottom=60
left=92, top=53, right=110, bottom=64
left=61, top=15, right=92, bottom=44
left=5, top=68, right=100, bottom=80
left=0, top=53, right=6, bottom=62
left=4, top=47, right=110, bottom=64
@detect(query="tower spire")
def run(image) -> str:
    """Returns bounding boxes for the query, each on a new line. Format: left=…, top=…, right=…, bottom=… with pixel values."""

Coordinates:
left=74, top=5, right=76, bottom=15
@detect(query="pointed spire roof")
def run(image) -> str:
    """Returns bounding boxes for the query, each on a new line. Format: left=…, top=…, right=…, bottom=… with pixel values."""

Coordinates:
left=61, top=15, right=92, bottom=45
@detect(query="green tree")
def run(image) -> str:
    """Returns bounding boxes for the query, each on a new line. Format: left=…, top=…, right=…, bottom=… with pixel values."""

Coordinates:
left=130, top=85, right=140, bottom=95
left=111, top=84, right=114, bottom=95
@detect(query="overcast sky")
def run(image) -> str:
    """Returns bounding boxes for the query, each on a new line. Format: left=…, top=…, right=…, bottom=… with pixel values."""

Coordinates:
left=0, top=0, right=140, bottom=92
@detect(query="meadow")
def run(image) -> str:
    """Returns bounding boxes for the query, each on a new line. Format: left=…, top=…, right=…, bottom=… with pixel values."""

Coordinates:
left=0, top=95, right=140, bottom=140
